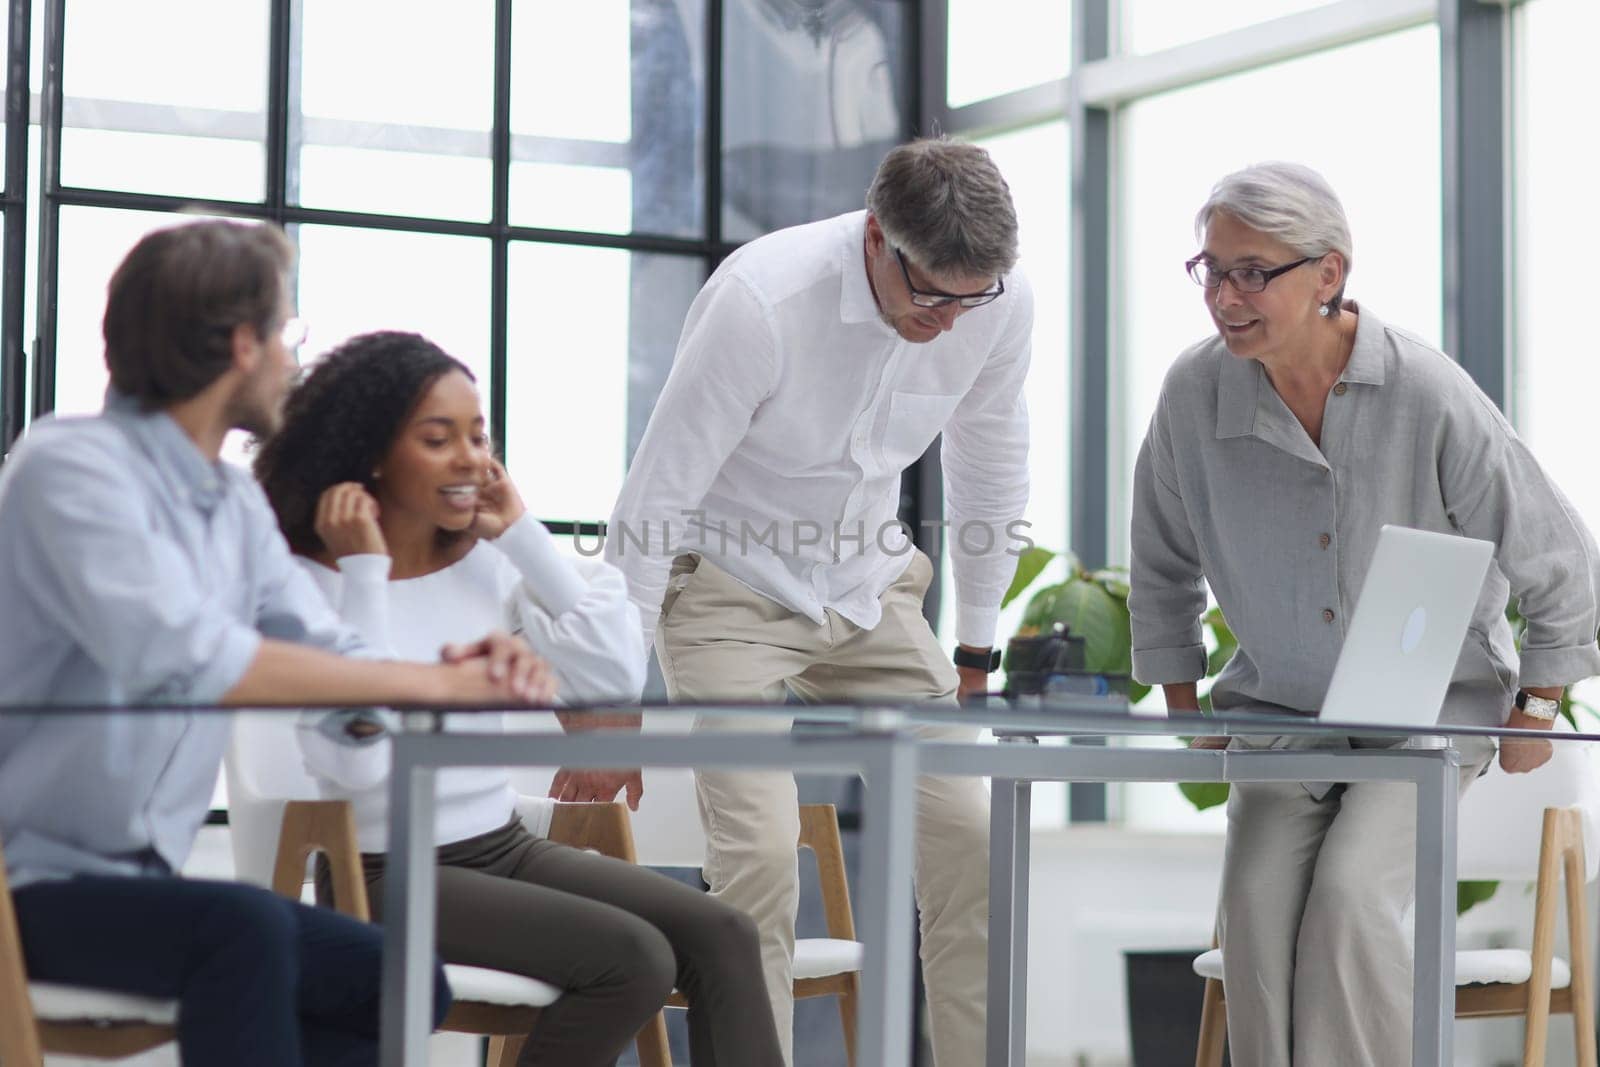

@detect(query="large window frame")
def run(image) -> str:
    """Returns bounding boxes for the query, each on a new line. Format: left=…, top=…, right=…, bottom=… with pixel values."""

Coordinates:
left=5, top=0, right=932, bottom=555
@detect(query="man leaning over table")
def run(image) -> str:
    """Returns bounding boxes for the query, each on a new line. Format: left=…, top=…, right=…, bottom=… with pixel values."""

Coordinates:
left=602, top=136, right=1033, bottom=1065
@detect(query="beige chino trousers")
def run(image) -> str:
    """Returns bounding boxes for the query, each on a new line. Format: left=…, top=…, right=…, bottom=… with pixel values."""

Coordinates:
left=656, top=550, right=989, bottom=1067
left=1218, top=735, right=1494, bottom=1066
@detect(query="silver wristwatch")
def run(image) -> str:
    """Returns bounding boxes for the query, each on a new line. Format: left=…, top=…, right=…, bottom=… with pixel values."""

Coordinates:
left=1515, top=689, right=1560, bottom=721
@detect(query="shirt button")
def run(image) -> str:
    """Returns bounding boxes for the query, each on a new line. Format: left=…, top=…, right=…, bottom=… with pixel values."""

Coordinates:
left=1318, top=533, right=1331, bottom=549
left=1322, top=608, right=1336, bottom=623
left=1332, top=382, right=1348, bottom=396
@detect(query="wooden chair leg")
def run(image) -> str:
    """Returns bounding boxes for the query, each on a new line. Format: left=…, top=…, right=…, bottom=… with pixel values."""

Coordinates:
left=0, top=840, right=44, bottom=1067
left=633, top=1010, right=673, bottom=1067
left=1196, top=978, right=1227, bottom=1067
left=1560, top=809, right=1597, bottom=1067
left=1524, top=809, right=1567, bottom=1066
left=836, top=969, right=859, bottom=1067
left=487, top=1032, right=526, bottom=1067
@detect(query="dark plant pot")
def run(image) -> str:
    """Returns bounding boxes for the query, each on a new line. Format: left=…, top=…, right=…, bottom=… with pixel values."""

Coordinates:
left=1123, top=948, right=1229, bottom=1067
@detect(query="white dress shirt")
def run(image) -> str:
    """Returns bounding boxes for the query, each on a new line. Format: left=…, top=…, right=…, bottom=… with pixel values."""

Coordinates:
left=608, top=210, right=1032, bottom=651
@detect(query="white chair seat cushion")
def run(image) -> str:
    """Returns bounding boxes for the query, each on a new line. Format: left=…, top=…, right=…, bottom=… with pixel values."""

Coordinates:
left=29, top=982, right=178, bottom=1025
left=1457, top=949, right=1572, bottom=989
left=445, top=964, right=563, bottom=1007
left=794, top=938, right=864, bottom=980
left=1192, top=948, right=1571, bottom=990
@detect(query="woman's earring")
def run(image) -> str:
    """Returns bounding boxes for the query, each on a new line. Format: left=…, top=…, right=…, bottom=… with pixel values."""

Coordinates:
left=1317, top=303, right=1331, bottom=318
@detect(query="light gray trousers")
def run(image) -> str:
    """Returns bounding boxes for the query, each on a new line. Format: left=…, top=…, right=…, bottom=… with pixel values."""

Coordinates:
left=1218, top=737, right=1493, bottom=1066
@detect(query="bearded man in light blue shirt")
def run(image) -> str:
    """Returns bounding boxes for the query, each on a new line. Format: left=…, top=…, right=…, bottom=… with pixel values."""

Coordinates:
left=0, top=220, right=551, bottom=1066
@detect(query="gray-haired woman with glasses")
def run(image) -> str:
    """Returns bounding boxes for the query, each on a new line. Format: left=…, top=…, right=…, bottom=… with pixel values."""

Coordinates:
left=1127, top=161, right=1600, bottom=1065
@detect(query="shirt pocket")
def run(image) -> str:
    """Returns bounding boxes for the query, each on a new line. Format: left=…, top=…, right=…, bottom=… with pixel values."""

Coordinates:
left=883, top=391, right=963, bottom=470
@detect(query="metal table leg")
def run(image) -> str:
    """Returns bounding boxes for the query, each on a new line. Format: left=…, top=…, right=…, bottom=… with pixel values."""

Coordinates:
left=1411, top=748, right=1458, bottom=1066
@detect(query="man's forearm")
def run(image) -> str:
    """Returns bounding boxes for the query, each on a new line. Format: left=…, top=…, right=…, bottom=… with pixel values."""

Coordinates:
left=222, top=638, right=446, bottom=707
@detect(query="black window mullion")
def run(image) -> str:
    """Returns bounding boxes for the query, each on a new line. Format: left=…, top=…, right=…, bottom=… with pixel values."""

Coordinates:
left=704, top=0, right=722, bottom=257
left=30, top=0, right=63, bottom=419
left=1, top=0, right=32, bottom=452
left=489, top=0, right=511, bottom=460
left=264, top=0, right=291, bottom=224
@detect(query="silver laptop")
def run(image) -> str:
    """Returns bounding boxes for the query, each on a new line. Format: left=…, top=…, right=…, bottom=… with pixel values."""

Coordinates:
left=1319, top=525, right=1495, bottom=727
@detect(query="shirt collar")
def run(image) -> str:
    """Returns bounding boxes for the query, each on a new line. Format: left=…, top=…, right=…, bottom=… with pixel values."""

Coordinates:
left=1337, top=300, right=1386, bottom=386
left=104, top=389, right=228, bottom=514
left=1216, top=300, right=1387, bottom=442
left=838, top=211, right=895, bottom=330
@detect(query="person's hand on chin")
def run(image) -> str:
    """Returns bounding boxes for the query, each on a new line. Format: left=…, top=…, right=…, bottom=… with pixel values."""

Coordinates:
left=469, top=458, right=527, bottom=540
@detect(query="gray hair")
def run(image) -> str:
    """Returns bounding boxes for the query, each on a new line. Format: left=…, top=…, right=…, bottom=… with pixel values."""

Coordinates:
left=1195, top=161, right=1353, bottom=309
left=866, top=137, right=1019, bottom=278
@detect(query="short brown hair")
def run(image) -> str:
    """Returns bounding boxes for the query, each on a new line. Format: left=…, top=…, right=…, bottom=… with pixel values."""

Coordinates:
left=103, top=220, right=294, bottom=409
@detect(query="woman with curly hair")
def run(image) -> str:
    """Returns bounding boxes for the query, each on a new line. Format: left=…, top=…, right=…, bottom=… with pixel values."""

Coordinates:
left=253, top=330, right=783, bottom=1067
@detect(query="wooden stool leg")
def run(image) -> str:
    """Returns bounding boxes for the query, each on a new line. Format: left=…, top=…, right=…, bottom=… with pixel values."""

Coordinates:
left=1196, top=978, right=1227, bottom=1067
left=634, top=1010, right=672, bottom=1067
left=836, top=971, right=859, bottom=1067
left=486, top=1033, right=527, bottom=1067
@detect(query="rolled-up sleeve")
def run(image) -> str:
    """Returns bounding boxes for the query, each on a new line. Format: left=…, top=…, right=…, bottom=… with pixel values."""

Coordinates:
left=1441, top=392, right=1600, bottom=687
left=11, top=444, right=263, bottom=705
left=1128, top=392, right=1209, bottom=685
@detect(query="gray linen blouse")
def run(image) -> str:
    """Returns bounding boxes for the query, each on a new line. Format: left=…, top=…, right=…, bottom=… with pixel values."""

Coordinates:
left=1128, top=303, right=1600, bottom=727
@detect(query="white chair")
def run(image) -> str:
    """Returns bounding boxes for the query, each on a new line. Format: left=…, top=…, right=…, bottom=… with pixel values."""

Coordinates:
left=1193, top=730, right=1600, bottom=1067
left=508, top=710, right=866, bottom=1065
left=225, top=711, right=666, bottom=1067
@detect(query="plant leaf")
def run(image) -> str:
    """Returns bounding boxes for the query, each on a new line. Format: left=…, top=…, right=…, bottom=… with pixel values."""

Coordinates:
left=1089, top=568, right=1132, bottom=601
left=1178, top=781, right=1230, bottom=811
left=1001, top=547, right=1057, bottom=609
left=1457, top=879, right=1498, bottom=916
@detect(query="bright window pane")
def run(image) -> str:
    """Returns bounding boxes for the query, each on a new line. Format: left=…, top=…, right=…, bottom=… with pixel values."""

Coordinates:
left=510, top=0, right=704, bottom=236
left=505, top=245, right=701, bottom=523
left=1514, top=0, right=1600, bottom=718
left=721, top=0, right=909, bottom=240
left=296, top=0, right=493, bottom=220
left=294, top=227, right=492, bottom=392
left=61, top=0, right=267, bottom=200
left=947, top=0, right=1070, bottom=108
left=1119, top=0, right=1339, bottom=55
left=1118, top=25, right=1441, bottom=560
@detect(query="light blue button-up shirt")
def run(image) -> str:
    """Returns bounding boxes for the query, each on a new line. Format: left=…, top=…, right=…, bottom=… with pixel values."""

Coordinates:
left=0, top=393, right=367, bottom=887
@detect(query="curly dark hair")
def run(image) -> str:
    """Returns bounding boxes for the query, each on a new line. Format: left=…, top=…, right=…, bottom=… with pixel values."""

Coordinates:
left=254, top=330, right=473, bottom=556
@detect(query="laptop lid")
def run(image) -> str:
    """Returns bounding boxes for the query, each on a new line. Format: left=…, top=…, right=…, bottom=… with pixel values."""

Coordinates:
left=1319, top=525, right=1495, bottom=728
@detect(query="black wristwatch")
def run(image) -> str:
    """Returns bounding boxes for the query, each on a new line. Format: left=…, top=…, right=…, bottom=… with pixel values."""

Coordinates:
left=953, top=646, right=1002, bottom=673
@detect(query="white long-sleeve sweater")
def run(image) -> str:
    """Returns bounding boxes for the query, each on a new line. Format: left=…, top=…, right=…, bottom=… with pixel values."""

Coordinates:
left=296, top=514, right=645, bottom=851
